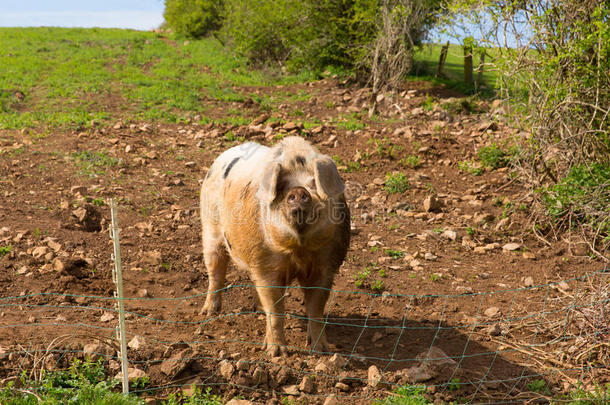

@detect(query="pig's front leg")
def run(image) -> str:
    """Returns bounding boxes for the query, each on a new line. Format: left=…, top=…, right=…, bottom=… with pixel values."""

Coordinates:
left=302, top=274, right=333, bottom=353
left=253, top=274, right=288, bottom=357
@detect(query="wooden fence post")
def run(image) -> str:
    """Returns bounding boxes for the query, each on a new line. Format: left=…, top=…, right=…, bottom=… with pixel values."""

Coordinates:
left=437, top=41, right=449, bottom=77
left=464, top=43, right=473, bottom=85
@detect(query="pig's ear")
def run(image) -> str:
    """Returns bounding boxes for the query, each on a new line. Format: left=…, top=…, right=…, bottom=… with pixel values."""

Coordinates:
left=314, top=157, right=345, bottom=199
left=257, top=162, right=282, bottom=203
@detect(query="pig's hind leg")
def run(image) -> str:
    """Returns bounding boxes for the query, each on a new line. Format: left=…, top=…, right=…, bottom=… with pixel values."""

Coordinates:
left=201, top=226, right=229, bottom=315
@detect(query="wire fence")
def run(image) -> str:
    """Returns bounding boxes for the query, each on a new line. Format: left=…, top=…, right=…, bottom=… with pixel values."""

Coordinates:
left=1, top=262, right=608, bottom=404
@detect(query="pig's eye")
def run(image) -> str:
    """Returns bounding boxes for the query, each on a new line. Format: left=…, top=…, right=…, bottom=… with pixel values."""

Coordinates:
left=288, top=194, right=296, bottom=203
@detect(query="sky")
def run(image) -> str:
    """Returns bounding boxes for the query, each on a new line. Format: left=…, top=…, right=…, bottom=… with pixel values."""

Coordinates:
left=0, top=0, right=165, bottom=31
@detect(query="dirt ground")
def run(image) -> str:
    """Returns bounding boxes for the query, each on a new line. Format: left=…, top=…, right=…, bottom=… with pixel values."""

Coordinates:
left=0, top=79, right=607, bottom=404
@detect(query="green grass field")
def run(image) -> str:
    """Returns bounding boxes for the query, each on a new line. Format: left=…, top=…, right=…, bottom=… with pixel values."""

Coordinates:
left=0, top=28, right=501, bottom=131
left=413, top=43, right=500, bottom=91
left=0, top=27, right=311, bottom=130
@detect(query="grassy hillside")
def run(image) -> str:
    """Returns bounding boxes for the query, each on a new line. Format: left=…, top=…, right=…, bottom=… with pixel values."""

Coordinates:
left=0, top=27, right=310, bottom=130
left=413, top=43, right=499, bottom=90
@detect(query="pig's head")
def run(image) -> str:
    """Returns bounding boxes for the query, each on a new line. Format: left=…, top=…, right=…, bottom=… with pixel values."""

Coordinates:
left=256, top=137, right=346, bottom=247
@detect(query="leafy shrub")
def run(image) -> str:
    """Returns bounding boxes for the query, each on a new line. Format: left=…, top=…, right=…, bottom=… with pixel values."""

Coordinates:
left=375, top=385, right=432, bottom=404
left=541, top=163, right=610, bottom=236
left=164, top=0, right=224, bottom=38
left=478, top=143, right=509, bottom=169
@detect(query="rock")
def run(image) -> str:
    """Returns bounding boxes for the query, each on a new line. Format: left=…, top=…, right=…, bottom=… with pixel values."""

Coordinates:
left=236, top=359, right=249, bottom=371
left=114, top=367, right=148, bottom=382
left=32, top=246, right=48, bottom=259
left=475, top=213, right=494, bottom=225
left=424, top=252, right=437, bottom=261
left=323, top=394, right=339, bottom=405
left=47, top=240, right=62, bottom=252
left=0, top=345, right=8, bottom=360
left=523, top=276, right=534, bottom=287
left=477, top=121, right=498, bottom=132
left=314, top=361, right=330, bottom=373
left=484, top=307, right=500, bottom=317
left=522, top=252, right=536, bottom=260
left=128, top=335, right=147, bottom=350
left=416, top=347, right=456, bottom=366
left=71, top=204, right=102, bottom=232
left=100, top=312, right=115, bottom=322
left=227, top=400, right=254, bottom=405
left=502, top=243, right=520, bottom=252
left=282, top=385, right=299, bottom=395
left=70, top=185, right=88, bottom=196
left=299, top=376, right=315, bottom=393
left=252, top=366, right=268, bottom=385
left=494, top=217, right=510, bottom=231
left=141, top=250, right=162, bottom=267
left=328, top=353, right=347, bottom=369
left=161, top=349, right=193, bottom=377
left=219, top=360, right=235, bottom=380
left=423, top=196, right=442, bottom=213
left=137, top=289, right=149, bottom=298
left=335, top=382, right=351, bottom=391
left=83, top=343, right=107, bottom=359
left=185, top=161, right=196, bottom=169
left=441, top=230, right=457, bottom=241
left=570, top=242, right=589, bottom=256
left=486, top=323, right=502, bottom=336
left=474, top=246, right=487, bottom=254
left=250, top=114, right=270, bottom=126
left=17, top=266, right=29, bottom=275
left=367, top=365, right=388, bottom=389
left=283, top=121, right=298, bottom=131
left=556, top=281, right=570, bottom=292
left=405, top=364, right=435, bottom=383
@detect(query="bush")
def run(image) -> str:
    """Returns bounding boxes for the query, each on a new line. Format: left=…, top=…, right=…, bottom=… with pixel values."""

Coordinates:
left=446, top=0, right=610, bottom=253
left=164, top=0, right=224, bottom=38
left=219, top=0, right=355, bottom=71
left=541, top=163, right=610, bottom=236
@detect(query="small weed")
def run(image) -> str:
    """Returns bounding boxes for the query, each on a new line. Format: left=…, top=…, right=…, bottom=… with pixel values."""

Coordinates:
left=355, top=268, right=371, bottom=288
left=71, top=150, right=119, bottom=177
left=388, top=224, right=399, bottom=231
left=458, top=160, right=483, bottom=176
left=91, top=198, right=105, bottom=206
left=370, top=137, right=403, bottom=160
left=164, top=386, right=224, bottom=405
left=448, top=377, right=461, bottom=391
left=442, top=98, right=476, bottom=114
left=385, top=249, right=405, bottom=259
left=466, top=226, right=476, bottom=237
left=370, top=246, right=380, bottom=253
left=420, top=95, right=435, bottom=111
left=371, top=280, right=385, bottom=292
left=558, top=383, right=610, bottom=405
left=0, top=245, right=11, bottom=258
left=478, top=143, right=510, bottom=169
left=375, top=384, right=432, bottom=404
left=384, top=172, right=409, bottom=194
left=430, top=273, right=441, bottom=282
left=401, top=155, right=420, bottom=169
left=225, top=131, right=236, bottom=141
left=527, top=378, right=550, bottom=395
left=432, top=226, right=444, bottom=234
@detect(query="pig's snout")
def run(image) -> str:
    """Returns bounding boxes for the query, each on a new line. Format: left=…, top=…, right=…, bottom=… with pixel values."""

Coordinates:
left=286, top=187, right=312, bottom=228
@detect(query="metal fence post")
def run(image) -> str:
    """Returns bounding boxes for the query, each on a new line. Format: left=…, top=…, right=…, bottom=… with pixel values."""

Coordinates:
left=110, top=199, right=129, bottom=394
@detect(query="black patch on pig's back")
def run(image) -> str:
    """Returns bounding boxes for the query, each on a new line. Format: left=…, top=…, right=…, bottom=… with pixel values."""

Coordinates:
left=223, top=157, right=240, bottom=178
left=295, top=155, right=306, bottom=166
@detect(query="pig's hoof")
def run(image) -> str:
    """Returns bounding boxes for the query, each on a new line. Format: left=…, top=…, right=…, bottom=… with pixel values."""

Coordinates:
left=307, top=336, right=330, bottom=353
left=264, top=343, right=288, bottom=357
left=200, top=301, right=221, bottom=316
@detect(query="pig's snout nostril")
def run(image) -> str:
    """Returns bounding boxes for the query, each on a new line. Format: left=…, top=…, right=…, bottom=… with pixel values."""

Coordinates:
left=287, top=187, right=311, bottom=206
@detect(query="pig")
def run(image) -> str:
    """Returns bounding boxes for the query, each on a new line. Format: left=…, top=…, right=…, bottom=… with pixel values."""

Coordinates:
left=200, top=136, right=350, bottom=356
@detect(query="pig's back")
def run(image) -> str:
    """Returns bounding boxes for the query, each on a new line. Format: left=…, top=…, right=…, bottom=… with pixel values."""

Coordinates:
left=209, top=142, right=269, bottom=182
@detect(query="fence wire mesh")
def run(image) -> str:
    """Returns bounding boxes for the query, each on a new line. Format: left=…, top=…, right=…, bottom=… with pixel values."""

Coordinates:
left=1, top=262, right=608, bottom=404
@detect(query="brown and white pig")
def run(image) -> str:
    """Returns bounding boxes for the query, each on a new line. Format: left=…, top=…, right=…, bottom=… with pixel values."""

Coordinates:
left=200, top=136, right=350, bottom=356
